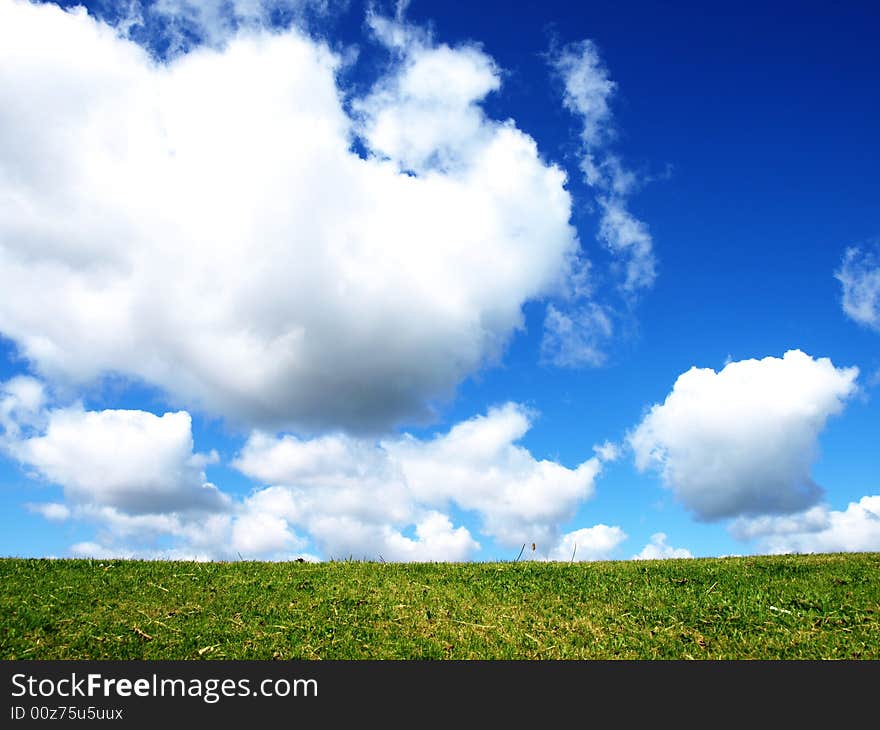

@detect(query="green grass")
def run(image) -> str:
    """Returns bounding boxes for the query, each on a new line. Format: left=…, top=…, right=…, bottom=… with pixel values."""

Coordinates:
left=2, top=553, right=879, bottom=659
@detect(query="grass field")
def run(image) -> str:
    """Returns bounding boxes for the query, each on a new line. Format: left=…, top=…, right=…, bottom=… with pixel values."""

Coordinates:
left=2, top=553, right=878, bottom=659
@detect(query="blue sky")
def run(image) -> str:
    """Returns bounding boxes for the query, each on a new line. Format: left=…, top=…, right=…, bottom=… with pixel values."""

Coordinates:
left=0, top=0, right=878, bottom=561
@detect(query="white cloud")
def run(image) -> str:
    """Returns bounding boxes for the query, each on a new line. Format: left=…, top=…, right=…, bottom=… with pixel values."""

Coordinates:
left=305, top=511, right=478, bottom=562
left=836, top=246, right=880, bottom=331
left=730, top=496, right=880, bottom=554
left=632, top=532, right=693, bottom=560
left=385, top=403, right=604, bottom=549
left=234, top=402, right=605, bottom=556
left=629, top=350, right=859, bottom=521
left=384, top=511, right=478, bottom=562
left=12, top=407, right=228, bottom=514
left=0, top=0, right=579, bottom=434
left=230, top=511, right=303, bottom=556
left=548, top=524, right=627, bottom=561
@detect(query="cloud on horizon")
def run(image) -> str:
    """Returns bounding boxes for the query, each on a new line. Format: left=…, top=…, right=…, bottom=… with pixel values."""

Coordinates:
left=548, top=524, right=627, bottom=561
left=631, top=532, right=693, bottom=560
left=5, top=380, right=616, bottom=560
left=729, top=496, right=880, bottom=554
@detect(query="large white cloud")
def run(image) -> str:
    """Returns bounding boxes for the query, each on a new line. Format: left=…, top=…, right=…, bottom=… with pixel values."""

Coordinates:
left=729, top=496, right=880, bottom=554
left=629, top=350, right=859, bottom=521
left=836, top=246, right=880, bottom=331
left=0, top=0, right=579, bottom=433
left=233, top=402, right=607, bottom=556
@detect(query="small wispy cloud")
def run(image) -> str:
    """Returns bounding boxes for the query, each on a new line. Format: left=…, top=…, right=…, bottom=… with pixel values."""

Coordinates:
left=551, top=39, right=657, bottom=297
left=836, top=245, right=880, bottom=331
left=541, top=38, right=657, bottom=368
left=112, top=0, right=340, bottom=58
left=540, top=302, right=613, bottom=368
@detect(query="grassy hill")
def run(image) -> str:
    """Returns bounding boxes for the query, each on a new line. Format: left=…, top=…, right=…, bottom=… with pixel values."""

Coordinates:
left=2, top=553, right=878, bottom=659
